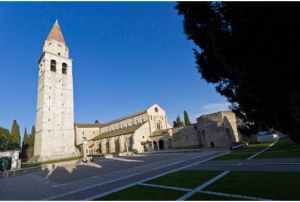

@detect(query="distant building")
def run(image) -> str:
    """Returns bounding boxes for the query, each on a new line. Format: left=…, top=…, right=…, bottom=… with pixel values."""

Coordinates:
left=196, top=111, right=242, bottom=148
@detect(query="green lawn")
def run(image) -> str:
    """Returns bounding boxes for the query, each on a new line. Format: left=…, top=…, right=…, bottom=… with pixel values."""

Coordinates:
left=204, top=171, right=300, bottom=200
left=187, top=193, right=242, bottom=201
left=213, top=142, right=273, bottom=160
left=21, top=156, right=82, bottom=168
left=95, top=185, right=187, bottom=201
left=146, top=170, right=223, bottom=189
left=254, top=137, right=300, bottom=159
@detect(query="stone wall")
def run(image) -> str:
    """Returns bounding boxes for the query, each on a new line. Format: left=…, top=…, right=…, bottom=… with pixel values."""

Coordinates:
left=197, top=111, right=241, bottom=148
left=171, top=125, right=201, bottom=149
left=0, top=150, right=21, bottom=170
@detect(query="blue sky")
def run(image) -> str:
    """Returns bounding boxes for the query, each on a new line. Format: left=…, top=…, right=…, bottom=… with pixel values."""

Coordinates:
left=0, top=2, right=229, bottom=138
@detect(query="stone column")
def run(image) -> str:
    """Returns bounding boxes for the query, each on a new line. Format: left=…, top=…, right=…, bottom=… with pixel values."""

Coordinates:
left=119, top=136, right=125, bottom=152
left=109, top=137, right=115, bottom=153
left=101, top=139, right=107, bottom=154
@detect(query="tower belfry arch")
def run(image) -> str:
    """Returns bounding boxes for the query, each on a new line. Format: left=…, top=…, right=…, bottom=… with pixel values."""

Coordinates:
left=33, top=20, right=78, bottom=162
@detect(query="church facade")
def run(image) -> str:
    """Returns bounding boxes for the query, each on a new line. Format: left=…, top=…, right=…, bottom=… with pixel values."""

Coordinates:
left=75, top=104, right=171, bottom=154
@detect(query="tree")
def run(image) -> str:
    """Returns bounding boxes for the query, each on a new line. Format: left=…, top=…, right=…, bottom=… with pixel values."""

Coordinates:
left=27, top=126, right=36, bottom=159
left=173, top=121, right=177, bottom=128
left=28, top=126, right=35, bottom=147
left=95, top=120, right=99, bottom=124
left=0, top=127, right=10, bottom=151
left=184, top=111, right=191, bottom=125
left=21, top=128, right=29, bottom=159
left=176, top=2, right=300, bottom=144
left=10, top=120, right=21, bottom=149
left=175, top=115, right=184, bottom=127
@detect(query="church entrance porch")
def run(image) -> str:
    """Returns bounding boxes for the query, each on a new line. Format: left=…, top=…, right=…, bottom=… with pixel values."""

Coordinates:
left=158, top=140, right=165, bottom=150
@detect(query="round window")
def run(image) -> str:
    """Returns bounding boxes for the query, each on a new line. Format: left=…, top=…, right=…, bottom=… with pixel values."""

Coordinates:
left=155, top=107, right=158, bottom=112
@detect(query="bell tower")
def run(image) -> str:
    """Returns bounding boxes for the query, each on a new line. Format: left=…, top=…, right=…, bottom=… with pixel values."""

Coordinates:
left=34, top=20, right=78, bottom=161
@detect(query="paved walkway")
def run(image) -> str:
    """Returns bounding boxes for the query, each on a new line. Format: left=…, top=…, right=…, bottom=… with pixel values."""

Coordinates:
left=0, top=150, right=229, bottom=200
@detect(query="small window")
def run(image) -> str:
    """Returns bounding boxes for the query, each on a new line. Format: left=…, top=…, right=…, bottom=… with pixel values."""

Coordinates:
left=142, top=118, right=144, bottom=123
left=136, top=120, right=138, bottom=124
left=50, top=60, right=56, bottom=72
left=49, top=119, right=50, bottom=121
left=58, top=53, right=61, bottom=56
left=62, top=63, right=67, bottom=74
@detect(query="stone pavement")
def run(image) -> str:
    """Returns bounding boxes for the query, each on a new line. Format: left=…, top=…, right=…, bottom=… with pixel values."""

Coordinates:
left=0, top=149, right=229, bottom=200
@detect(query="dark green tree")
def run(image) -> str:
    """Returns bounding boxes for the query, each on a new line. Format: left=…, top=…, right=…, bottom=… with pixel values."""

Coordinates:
left=176, top=115, right=184, bottom=127
left=27, top=126, right=36, bottom=159
left=10, top=120, right=21, bottom=149
left=176, top=2, right=300, bottom=144
left=21, top=128, right=29, bottom=159
left=95, top=120, right=99, bottom=124
left=173, top=121, right=177, bottom=128
left=184, top=111, right=191, bottom=125
left=0, top=127, right=10, bottom=151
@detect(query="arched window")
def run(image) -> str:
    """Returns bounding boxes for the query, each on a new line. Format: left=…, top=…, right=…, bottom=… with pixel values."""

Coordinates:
left=62, top=63, right=67, bottom=74
left=50, top=60, right=56, bottom=72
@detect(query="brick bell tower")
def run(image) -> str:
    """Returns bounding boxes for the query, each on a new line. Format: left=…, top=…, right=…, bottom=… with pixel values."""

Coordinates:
left=33, top=20, right=78, bottom=162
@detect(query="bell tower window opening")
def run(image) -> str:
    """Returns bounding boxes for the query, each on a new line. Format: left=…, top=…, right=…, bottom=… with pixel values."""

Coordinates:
left=50, top=60, right=56, bottom=72
left=62, top=63, right=67, bottom=74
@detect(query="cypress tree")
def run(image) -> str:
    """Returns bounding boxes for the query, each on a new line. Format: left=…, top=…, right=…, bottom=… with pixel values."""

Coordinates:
left=29, top=126, right=35, bottom=147
left=21, top=128, right=29, bottom=159
left=27, top=126, right=36, bottom=159
left=95, top=120, right=99, bottom=123
left=10, top=120, right=21, bottom=149
left=184, top=111, right=191, bottom=125
left=173, top=121, right=177, bottom=128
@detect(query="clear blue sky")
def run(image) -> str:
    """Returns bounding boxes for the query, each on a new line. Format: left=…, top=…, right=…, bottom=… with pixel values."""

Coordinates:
left=0, top=2, right=229, bottom=138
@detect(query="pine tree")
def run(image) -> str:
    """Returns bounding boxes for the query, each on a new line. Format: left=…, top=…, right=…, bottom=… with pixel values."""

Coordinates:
left=10, top=120, right=21, bottom=149
left=184, top=111, right=191, bottom=125
left=176, top=116, right=184, bottom=127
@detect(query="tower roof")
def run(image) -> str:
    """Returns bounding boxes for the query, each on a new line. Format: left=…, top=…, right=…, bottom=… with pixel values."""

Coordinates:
left=47, top=20, right=65, bottom=43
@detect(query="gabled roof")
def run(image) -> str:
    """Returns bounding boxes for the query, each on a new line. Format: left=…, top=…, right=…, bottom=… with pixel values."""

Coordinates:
left=151, top=128, right=170, bottom=137
left=99, top=110, right=147, bottom=127
left=75, top=123, right=102, bottom=128
left=91, top=123, right=145, bottom=141
left=47, top=20, right=65, bottom=43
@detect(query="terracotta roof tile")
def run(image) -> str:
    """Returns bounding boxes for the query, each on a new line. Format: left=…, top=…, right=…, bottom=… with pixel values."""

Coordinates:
left=47, top=20, right=65, bottom=43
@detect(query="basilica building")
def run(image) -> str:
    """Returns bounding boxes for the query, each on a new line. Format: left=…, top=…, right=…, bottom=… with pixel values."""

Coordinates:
left=75, top=104, right=172, bottom=154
